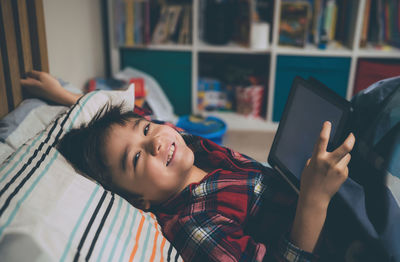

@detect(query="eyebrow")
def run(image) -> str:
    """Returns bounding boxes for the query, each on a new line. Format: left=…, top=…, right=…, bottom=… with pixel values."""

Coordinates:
left=133, top=118, right=142, bottom=129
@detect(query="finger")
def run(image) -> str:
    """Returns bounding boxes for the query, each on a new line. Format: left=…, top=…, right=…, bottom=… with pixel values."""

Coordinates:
left=331, top=133, right=355, bottom=163
left=336, top=153, right=351, bottom=169
left=26, top=70, right=42, bottom=80
left=20, top=77, right=41, bottom=87
left=313, top=121, right=331, bottom=155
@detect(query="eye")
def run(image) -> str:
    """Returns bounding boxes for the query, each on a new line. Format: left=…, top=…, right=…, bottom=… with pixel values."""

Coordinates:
left=134, top=152, right=141, bottom=168
left=144, top=123, right=150, bottom=136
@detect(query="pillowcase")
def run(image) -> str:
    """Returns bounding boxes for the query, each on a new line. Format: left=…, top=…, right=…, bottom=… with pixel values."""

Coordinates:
left=0, top=80, right=83, bottom=151
left=0, top=87, right=183, bottom=261
left=0, top=99, right=67, bottom=150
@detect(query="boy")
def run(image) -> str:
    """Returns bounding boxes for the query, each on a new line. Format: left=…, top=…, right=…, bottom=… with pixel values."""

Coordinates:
left=22, top=71, right=355, bottom=261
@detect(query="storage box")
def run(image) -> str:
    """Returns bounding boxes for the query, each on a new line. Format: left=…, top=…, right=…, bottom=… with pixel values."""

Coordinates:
left=274, top=55, right=350, bottom=121
left=354, top=59, right=400, bottom=95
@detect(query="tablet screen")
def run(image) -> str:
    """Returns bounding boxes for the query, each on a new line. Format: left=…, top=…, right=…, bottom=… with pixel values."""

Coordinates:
left=269, top=77, right=351, bottom=183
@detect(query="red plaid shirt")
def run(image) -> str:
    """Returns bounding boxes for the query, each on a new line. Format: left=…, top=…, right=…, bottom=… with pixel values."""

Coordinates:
left=153, top=134, right=318, bottom=262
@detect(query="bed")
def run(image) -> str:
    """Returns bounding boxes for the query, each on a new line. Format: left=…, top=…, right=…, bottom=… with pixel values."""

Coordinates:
left=2, top=1, right=400, bottom=261
left=0, top=0, right=183, bottom=261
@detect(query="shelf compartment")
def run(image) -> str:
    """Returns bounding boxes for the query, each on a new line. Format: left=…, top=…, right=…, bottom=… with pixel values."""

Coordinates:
left=120, top=49, right=192, bottom=116
left=353, top=58, right=400, bottom=95
left=197, top=52, right=270, bottom=119
left=273, top=55, right=351, bottom=122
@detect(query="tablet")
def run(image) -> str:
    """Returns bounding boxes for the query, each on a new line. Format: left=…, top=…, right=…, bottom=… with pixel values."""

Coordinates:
left=268, top=76, right=352, bottom=190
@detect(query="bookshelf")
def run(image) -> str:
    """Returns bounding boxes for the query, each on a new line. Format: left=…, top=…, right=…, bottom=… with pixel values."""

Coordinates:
left=107, top=0, right=400, bottom=131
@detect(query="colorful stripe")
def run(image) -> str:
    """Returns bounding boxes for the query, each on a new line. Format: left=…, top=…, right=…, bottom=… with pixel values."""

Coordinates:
left=73, top=190, right=108, bottom=262
left=139, top=213, right=153, bottom=262
left=159, top=237, right=167, bottom=262
left=109, top=202, right=131, bottom=261
left=0, top=116, right=62, bottom=203
left=129, top=210, right=146, bottom=262
left=85, top=193, right=115, bottom=261
left=60, top=185, right=100, bottom=262
left=0, top=131, right=44, bottom=184
left=96, top=197, right=123, bottom=262
left=119, top=208, right=139, bottom=262
left=149, top=213, right=160, bottom=262
left=0, top=149, right=59, bottom=236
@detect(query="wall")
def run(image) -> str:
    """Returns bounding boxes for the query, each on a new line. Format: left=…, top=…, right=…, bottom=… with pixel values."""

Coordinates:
left=43, top=0, right=105, bottom=90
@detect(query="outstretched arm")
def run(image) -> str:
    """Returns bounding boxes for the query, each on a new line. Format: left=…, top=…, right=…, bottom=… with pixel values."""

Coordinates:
left=20, top=70, right=82, bottom=106
left=290, top=121, right=355, bottom=252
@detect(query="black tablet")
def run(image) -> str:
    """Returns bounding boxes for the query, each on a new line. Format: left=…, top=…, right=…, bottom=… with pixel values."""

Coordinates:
left=268, top=76, right=352, bottom=191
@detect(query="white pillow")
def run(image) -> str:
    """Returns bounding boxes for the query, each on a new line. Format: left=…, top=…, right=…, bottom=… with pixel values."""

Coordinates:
left=0, top=87, right=183, bottom=261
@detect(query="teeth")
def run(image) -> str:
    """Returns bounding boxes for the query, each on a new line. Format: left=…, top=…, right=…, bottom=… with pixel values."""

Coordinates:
left=166, top=144, right=175, bottom=166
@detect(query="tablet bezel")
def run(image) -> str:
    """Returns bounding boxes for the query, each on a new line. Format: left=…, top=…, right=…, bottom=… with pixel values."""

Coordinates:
left=268, top=76, right=352, bottom=190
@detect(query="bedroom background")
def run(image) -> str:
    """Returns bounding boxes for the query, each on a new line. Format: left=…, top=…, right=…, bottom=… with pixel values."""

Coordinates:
left=36, top=0, right=400, bottom=163
left=1, top=0, right=400, bottom=261
left=42, top=0, right=276, bottom=163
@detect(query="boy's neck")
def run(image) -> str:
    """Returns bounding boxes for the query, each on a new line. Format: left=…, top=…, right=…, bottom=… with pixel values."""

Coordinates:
left=153, top=165, right=208, bottom=210
left=185, top=165, right=208, bottom=188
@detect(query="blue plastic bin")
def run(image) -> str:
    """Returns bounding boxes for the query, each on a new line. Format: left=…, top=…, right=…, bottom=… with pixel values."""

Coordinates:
left=176, top=115, right=227, bottom=145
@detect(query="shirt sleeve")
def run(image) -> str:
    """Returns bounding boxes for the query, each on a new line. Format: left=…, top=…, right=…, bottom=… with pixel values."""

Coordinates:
left=265, top=234, right=319, bottom=262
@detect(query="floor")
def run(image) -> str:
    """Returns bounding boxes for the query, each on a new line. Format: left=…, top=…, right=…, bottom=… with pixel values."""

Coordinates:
left=222, top=130, right=276, bottom=163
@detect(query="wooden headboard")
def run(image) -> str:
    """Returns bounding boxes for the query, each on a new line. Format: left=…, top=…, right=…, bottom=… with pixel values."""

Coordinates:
left=0, top=0, right=49, bottom=118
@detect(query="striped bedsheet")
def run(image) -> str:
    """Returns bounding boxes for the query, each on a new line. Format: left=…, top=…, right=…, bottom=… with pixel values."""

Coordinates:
left=0, top=90, right=183, bottom=261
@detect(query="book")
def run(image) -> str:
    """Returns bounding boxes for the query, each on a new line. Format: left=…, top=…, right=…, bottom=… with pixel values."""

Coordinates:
left=279, top=1, right=311, bottom=47
left=166, top=5, right=183, bottom=43
left=232, top=1, right=251, bottom=47
left=134, top=1, right=142, bottom=45
left=125, top=0, right=134, bottom=46
left=114, top=0, right=126, bottom=46
left=178, top=5, right=191, bottom=44
left=144, top=0, right=150, bottom=44
left=152, top=6, right=169, bottom=44
left=311, top=0, right=323, bottom=45
left=360, top=0, right=371, bottom=47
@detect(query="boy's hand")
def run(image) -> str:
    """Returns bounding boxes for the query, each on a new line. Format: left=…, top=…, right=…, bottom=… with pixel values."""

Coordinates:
left=299, top=121, right=355, bottom=209
left=20, top=70, right=81, bottom=106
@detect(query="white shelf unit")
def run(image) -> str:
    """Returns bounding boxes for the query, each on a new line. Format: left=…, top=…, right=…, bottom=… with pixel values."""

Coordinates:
left=107, top=0, right=400, bottom=131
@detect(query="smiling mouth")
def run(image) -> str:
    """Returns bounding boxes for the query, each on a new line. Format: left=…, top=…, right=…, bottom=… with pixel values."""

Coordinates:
left=166, top=143, right=175, bottom=166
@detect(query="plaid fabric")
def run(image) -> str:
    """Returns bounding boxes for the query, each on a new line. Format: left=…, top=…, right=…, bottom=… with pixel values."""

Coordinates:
left=154, top=134, right=318, bottom=262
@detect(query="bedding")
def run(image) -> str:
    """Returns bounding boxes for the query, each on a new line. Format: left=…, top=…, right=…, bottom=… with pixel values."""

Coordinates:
left=0, top=80, right=83, bottom=152
left=0, top=86, right=183, bottom=261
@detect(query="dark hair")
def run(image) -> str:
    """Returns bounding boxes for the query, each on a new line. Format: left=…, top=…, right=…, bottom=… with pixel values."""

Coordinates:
left=57, top=103, right=145, bottom=207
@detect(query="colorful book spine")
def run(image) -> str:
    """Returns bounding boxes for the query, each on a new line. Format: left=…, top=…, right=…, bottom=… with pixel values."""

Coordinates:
left=145, top=0, right=150, bottom=44
left=125, top=0, right=134, bottom=46
left=360, top=0, right=371, bottom=47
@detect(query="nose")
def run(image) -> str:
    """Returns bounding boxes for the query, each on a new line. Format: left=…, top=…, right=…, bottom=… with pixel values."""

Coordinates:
left=148, top=136, right=162, bottom=156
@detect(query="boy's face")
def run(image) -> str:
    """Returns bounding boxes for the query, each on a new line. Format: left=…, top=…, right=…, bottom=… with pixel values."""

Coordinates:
left=103, top=118, right=196, bottom=208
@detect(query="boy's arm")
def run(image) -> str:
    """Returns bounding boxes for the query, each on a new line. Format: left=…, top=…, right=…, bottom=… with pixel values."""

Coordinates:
left=20, top=70, right=82, bottom=106
left=290, top=121, right=355, bottom=252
